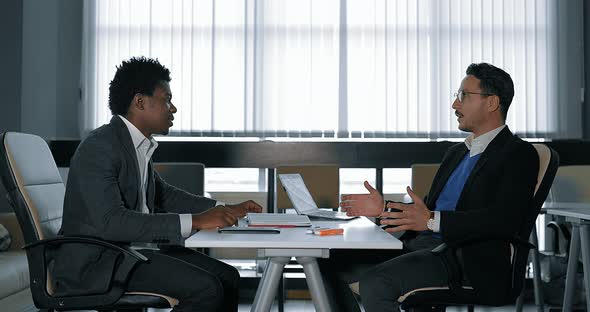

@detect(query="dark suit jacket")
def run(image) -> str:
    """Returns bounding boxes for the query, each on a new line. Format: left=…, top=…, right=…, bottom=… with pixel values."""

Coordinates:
left=402, top=127, right=539, bottom=304
left=53, top=116, right=217, bottom=295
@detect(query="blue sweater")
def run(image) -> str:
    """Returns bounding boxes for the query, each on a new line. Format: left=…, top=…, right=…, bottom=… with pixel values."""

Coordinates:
left=432, top=152, right=481, bottom=238
left=435, top=152, right=481, bottom=212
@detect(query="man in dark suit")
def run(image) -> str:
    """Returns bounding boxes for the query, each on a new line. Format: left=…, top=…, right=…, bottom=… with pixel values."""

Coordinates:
left=53, top=57, right=262, bottom=312
left=322, top=63, right=539, bottom=311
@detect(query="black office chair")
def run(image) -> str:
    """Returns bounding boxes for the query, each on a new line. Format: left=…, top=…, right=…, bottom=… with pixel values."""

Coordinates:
left=399, top=144, right=559, bottom=312
left=0, top=132, right=177, bottom=311
left=153, top=162, right=206, bottom=196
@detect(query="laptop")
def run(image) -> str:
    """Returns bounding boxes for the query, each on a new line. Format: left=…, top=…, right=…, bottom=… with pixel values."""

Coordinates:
left=278, top=173, right=357, bottom=220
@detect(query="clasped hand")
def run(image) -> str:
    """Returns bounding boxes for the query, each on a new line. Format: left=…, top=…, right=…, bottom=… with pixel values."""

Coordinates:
left=340, top=182, right=430, bottom=233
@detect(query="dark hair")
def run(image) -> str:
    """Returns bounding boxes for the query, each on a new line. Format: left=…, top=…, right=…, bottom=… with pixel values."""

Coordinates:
left=466, top=63, right=514, bottom=121
left=108, top=56, right=171, bottom=116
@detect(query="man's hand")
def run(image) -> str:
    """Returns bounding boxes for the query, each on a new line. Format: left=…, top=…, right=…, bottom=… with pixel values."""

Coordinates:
left=226, top=200, right=263, bottom=218
left=191, top=206, right=238, bottom=230
left=340, top=181, right=384, bottom=217
left=379, top=186, right=431, bottom=233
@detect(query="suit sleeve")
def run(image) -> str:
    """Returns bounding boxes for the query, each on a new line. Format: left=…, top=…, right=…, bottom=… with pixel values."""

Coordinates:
left=439, top=143, right=539, bottom=243
left=153, top=169, right=217, bottom=214
left=69, top=141, right=184, bottom=245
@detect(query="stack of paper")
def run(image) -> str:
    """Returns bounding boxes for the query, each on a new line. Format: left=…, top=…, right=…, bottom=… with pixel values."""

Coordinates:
left=247, top=213, right=312, bottom=227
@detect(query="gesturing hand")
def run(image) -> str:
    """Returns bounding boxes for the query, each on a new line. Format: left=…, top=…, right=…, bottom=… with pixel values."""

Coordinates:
left=226, top=200, right=263, bottom=218
left=340, top=181, right=384, bottom=217
left=192, top=206, right=238, bottom=230
left=379, top=186, right=431, bottom=233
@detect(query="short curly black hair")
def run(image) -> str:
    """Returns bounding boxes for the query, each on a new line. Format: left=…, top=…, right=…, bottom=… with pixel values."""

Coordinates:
left=466, top=63, right=514, bottom=121
left=108, top=56, right=171, bottom=116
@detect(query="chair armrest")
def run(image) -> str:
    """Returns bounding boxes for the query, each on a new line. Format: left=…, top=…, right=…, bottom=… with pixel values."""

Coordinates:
left=24, top=235, right=148, bottom=310
left=0, top=212, right=25, bottom=250
left=23, top=235, right=148, bottom=261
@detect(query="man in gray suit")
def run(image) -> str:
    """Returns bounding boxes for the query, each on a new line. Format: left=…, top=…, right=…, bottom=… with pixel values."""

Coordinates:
left=53, top=57, right=262, bottom=312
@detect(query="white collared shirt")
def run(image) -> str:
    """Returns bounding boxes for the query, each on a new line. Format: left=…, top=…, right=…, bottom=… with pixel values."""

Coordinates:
left=464, top=125, right=507, bottom=157
left=431, top=124, right=506, bottom=232
left=118, top=115, right=193, bottom=237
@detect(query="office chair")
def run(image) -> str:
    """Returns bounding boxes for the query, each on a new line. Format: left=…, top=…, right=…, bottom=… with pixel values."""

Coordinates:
left=0, top=132, right=177, bottom=311
left=399, top=144, right=559, bottom=312
left=276, top=165, right=340, bottom=212
left=411, top=164, right=440, bottom=200
left=153, top=162, right=206, bottom=196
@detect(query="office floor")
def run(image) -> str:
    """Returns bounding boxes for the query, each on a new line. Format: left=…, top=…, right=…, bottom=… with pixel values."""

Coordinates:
left=14, top=301, right=568, bottom=311
left=235, top=301, right=557, bottom=311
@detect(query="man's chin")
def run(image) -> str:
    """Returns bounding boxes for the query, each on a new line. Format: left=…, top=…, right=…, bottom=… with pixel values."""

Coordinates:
left=457, top=124, right=472, bottom=133
left=155, top=128, right=170, bottom=136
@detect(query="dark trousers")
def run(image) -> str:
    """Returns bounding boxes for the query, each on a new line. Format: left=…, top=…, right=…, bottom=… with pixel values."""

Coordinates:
left=359, top=249, right=449, bottom=312
left=318, top=233, right=449, bottom=312
left=126, top=246, right=240, bottom=312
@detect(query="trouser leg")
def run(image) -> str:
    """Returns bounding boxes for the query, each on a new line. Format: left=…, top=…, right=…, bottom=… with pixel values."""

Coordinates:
left=359, top=249, right=450, bottom=312
left=126, top=248, right=237, bottom=312
left=158, top=245, right=240, bottom=312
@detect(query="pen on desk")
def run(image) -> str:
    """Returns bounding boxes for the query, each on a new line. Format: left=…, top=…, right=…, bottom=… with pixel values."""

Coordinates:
left=314, top=228, right=344, bottom=236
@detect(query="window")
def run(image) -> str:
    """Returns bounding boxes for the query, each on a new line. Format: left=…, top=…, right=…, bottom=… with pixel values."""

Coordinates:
left=83, top=0, right=582, bottom=192
left=82, top=0, right=583, bottom=139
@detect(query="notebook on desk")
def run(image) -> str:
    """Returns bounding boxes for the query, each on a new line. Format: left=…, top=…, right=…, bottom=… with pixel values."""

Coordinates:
left=246, top=213, right=312, bottom=227
left=278, top=173, right=357, bottom=220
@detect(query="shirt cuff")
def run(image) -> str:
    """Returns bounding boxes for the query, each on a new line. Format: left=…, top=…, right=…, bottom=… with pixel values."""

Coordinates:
left=216, top=201, right=225, bottom=207
left=432, top=211, right=441, bottom=233
left=179, top=214, right=193, bottom=237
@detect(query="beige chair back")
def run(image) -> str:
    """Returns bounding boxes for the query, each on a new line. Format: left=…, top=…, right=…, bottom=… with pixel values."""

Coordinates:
left=276, top=166, right=339, bottom=210
left=411, top=164, right=440, bottom=200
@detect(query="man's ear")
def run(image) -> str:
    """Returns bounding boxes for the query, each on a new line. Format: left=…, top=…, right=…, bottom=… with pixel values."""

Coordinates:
left=131, top=93, right=145, bottom=111
left=487, top=95, right=500, bottom=113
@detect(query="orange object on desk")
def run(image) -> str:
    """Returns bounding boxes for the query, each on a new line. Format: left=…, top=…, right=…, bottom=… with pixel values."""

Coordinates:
left=314, top=228, right=344, bottom=236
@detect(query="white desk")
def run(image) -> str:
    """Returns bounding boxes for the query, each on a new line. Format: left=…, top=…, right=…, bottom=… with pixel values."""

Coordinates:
left=546, top=207, right=590, bottom=312
left=519, top=202, right=590, bottom=312
left=185, top=217, right=402, bottom=312
left=543, top=202, right=590, bottom=210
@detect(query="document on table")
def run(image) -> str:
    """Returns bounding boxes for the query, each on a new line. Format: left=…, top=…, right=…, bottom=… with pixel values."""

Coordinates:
left=247, top=213, right=312, bottom=227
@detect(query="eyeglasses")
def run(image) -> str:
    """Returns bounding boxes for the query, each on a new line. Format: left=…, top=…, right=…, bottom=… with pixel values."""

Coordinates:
left=453, top=90, right=494, bottom=103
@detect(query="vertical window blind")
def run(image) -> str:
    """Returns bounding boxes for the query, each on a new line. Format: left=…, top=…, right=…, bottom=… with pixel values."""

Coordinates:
left=81, top=0, right=583, bottom=139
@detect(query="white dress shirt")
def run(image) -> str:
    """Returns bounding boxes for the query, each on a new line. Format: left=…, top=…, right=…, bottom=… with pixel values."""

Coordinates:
left=118, top=115, right=198, bottom=237
left=431, top=125, right=506, bottom=232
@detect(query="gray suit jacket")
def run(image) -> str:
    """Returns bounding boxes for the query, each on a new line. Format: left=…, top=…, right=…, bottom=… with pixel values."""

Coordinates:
left=53, top=116, right=216, bottom=295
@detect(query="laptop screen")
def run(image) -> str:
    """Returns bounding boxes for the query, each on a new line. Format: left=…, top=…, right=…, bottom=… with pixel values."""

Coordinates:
left=278, top=174, right=319, bottom=213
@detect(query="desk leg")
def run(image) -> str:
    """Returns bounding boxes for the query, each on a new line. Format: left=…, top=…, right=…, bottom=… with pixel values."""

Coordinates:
left=579, top=224, right=590, bottom=312
left=563, top=224, right=580, bottom=312
left=251, top=256, right=290, bottom=312
left=296, top=256, right=332, bottom=312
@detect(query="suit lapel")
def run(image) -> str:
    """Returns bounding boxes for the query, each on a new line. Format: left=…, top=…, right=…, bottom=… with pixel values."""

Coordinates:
left=111, top=116, right=142, bottom=211
left=428, top=145, right=468, bottom=206
left=457, top=127, right=513, bottom=208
